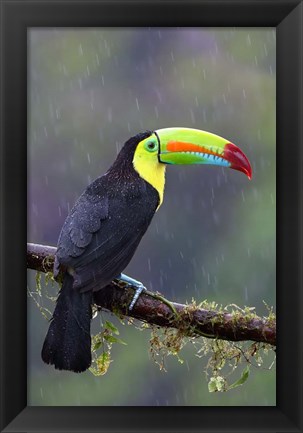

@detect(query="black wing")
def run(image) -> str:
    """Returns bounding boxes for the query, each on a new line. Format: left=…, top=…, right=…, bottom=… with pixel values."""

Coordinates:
left=55, top=175, right=159, bottom=292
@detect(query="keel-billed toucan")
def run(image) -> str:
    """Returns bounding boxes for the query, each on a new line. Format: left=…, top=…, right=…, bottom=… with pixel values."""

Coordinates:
left=42, top=127, right=252, bottom=372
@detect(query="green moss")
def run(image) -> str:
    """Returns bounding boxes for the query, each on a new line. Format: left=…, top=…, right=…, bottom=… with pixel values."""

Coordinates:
left=147, top=300, right=276, bottom=392
left=90, top=319, right=128, bottom=376
left=30, top=278, right=275, bottom=389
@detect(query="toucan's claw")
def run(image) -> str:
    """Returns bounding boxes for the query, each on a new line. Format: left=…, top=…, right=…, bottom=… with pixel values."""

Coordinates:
left=129, top=285, right=146, bottom=310
left=118, top=273, right=147, bottom=310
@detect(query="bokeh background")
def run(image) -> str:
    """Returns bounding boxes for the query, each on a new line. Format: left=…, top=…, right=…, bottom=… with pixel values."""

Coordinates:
left=28, top=28, right=276, bottom=406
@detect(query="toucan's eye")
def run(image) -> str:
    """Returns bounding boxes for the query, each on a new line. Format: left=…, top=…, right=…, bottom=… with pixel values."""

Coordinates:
left=145, top=140, right=158, bottom=152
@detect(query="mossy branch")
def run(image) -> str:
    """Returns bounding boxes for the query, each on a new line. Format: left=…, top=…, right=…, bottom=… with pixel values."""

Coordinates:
left=27, top=242, right=276, bottom=347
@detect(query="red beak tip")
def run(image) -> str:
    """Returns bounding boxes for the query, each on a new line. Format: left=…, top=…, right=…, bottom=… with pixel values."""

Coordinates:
left=224, top=142, right=252, bottom=180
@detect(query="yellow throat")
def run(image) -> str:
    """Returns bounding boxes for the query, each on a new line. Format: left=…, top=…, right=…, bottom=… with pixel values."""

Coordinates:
left=132, top=146, right=166, bottom=210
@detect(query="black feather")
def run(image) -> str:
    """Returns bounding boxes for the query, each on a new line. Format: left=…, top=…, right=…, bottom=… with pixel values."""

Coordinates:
left=41, top=273, right=92, bottom=372
left=42, top=130, right=159, bottom=372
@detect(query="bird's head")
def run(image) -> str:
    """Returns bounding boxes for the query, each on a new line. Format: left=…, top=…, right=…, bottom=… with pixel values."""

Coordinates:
left=134, top=127, right=252, bottom=179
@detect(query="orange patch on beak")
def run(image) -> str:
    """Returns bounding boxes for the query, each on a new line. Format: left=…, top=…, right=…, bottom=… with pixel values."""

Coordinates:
left=166, top=141, right=221, bottom=157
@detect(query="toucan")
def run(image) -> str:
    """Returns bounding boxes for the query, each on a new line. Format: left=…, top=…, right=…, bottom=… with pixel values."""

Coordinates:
left=42, top=127, right=252, bottom=373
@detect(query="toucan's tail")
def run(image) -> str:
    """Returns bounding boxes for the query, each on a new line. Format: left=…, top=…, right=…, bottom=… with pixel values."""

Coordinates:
left=41, top=273, right=92, bottom=373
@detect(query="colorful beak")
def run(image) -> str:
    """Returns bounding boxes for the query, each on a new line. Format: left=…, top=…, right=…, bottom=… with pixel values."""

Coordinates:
left=155, top=127, right=252, bottom=179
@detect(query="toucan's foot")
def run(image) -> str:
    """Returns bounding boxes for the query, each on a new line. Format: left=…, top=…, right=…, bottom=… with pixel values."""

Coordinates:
left=117, top=273, right=178, bottom=317
left=118, top=273, right=147, bottom=310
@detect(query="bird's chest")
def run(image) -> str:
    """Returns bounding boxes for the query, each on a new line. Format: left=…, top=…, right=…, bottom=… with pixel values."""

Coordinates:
left=111, top=179, right=159, bottom=223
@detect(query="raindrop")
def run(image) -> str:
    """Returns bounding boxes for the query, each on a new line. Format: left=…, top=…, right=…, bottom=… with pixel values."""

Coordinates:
left=32, top=203, right=38, bottom=216
left=154, top=87, right=163, bottom=103
left=202, top=109, right=207, bottom=122
left=185, top=360, right=190, bottom=371
left=135, top=98, right=140, bottom=111
left=189, top=108, right=195, bottom=124
left=263, top=43, right=268, bottom=56
left=253, top=188, right=259, bottom=201
left=212, top=211, right=220, bottom=225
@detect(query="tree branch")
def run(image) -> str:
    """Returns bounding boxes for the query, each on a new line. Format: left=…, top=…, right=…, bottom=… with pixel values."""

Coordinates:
left=27, top=242, right=276, bottom=346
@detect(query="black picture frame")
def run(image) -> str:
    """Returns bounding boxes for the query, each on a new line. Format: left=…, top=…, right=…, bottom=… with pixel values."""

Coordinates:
left=1, top=0, right=302, bottom=432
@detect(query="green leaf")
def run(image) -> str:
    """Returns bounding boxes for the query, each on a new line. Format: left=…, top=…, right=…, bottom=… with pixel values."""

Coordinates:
left=93, top=341, right=102, bottom=351
left=228, top=365, right=250, bottom=390
left=105, top=320, right=119, bottom=335
left=104, top=335, right=127, bottom=345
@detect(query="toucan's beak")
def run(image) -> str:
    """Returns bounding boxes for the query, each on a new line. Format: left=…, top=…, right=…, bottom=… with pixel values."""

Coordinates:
left=155, top=127, right=252, bottom=179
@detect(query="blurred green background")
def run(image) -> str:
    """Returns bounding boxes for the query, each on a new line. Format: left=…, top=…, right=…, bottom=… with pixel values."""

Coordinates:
left=28, top=28, right=276, bottom=406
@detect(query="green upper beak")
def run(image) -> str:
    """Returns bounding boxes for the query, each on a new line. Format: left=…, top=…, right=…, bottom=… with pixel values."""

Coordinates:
left=155, top=127, right=252, bottom=179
